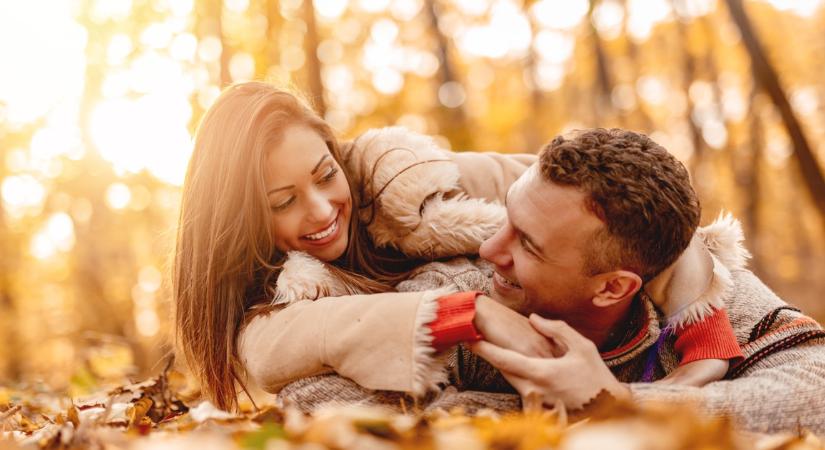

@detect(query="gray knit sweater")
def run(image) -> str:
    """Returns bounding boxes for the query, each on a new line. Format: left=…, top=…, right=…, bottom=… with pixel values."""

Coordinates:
left=279, top=259, right=825, bottom=434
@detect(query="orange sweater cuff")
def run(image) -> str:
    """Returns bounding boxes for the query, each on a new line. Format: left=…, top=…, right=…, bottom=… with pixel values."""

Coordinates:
left=674, top=307, right=744, bottom=365
left=428, top=291, right=484, bottom=352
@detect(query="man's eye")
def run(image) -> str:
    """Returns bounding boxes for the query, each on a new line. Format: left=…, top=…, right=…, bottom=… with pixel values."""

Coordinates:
left=271, top=197, right=295, bottom=211
left=519, top=236, right=537, bottom=256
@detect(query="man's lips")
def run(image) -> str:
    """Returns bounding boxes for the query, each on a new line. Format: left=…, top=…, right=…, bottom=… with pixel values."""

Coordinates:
left=494, top=271, right=522, bottom=290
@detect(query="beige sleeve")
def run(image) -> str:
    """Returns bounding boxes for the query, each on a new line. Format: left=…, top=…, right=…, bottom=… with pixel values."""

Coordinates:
left=238, top=288, right=452, bottom=396
left=448, top=151, right=537, bottom=204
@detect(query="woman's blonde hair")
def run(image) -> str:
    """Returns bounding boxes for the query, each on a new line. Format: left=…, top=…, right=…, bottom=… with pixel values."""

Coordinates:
left=174, top=82, right=413, bottom=411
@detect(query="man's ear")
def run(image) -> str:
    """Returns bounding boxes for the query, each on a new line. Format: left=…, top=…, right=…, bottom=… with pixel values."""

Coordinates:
left=592, top=270, right=643, bottom=308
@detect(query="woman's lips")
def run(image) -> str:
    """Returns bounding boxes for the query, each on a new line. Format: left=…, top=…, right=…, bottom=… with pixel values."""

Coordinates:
left=300, top=211, right=342, bottom=246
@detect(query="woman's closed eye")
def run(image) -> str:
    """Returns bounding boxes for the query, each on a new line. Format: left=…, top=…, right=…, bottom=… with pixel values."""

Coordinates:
left=271, top=196, right=295, bottom=212
left=270, top=168, right=339, bottom=212
left=321, top=167, right=338, bottom=182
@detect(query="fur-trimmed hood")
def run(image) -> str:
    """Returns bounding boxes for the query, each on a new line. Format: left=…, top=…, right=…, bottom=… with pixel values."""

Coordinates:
left=645, top=212, right=751, bottom=327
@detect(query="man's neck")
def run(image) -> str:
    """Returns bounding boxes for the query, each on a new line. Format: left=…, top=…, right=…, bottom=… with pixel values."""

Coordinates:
left=565, top=296, right=640, bottom=351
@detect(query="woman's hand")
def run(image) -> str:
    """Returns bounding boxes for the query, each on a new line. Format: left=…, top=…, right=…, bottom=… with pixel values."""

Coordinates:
left=470, top=313, right=631, bottom=411
left=473, top=296, right=562, bottom=358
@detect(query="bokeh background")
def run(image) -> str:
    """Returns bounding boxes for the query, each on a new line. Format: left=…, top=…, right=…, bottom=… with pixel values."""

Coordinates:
left=0, top=0, right=823, bottom=393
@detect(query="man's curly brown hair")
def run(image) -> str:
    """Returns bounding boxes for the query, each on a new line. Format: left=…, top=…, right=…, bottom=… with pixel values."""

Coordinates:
left=539, top=128, right=700, bottom=281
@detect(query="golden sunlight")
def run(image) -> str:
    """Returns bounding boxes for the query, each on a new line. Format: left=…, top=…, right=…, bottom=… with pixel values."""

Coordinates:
left=0, top=0, right=86, bottom=127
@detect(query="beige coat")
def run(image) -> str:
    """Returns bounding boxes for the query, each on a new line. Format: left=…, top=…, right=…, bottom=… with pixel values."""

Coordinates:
left=238, top=127, right=725, bottom=398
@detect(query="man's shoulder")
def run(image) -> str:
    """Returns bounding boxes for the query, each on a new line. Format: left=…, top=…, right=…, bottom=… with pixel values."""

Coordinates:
left=725, top=268, right=817, bottom=337
left=726, top=268, right=825, bottom=377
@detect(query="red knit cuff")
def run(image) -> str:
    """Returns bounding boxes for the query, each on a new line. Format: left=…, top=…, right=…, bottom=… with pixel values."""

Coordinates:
left=674, top=307, right=744, bottom=365
left=428, top=291, right=484, bottom=352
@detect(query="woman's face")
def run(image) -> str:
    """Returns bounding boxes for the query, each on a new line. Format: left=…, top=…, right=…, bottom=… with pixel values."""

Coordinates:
left=264, top=125, right=352, bottom=262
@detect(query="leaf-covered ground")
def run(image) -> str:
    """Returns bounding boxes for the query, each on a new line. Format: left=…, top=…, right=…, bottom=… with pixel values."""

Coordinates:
left=1, top=363, right=822, bottom=450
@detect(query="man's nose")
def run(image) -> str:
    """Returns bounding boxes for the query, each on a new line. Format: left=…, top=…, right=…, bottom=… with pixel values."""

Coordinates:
left=479, top=225, right=513, bottom=267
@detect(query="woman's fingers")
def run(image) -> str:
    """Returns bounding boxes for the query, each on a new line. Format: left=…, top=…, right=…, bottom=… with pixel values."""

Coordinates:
left=528, top=314, right=589, bottom=350
left=468, top=340, right=538, bottom=379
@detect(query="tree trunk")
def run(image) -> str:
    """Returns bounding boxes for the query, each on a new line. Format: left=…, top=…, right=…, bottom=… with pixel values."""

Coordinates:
left=423, top=0, right=471, bottom=148
left=199, top=0, right=231, bottom=86
left=588, top=0, right=615, bottom=126
left=740, top=87, right=764, bottom=273
left=302, top=0, right=326, bottom=115
left=618, top=0, right=654, bottom=132
left=669, top=0, right=705, bottom=176
left=0, top=204, right=21, bottom=381
left=266, top=0, right=281, bottom=74
left=724, top=0, right=825, bottom=226
left=698, top=14, right=735, bottom=155
left=522, top=0, right=545, bottom=152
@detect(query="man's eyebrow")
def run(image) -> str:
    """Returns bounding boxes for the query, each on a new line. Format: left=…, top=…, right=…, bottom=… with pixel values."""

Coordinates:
left=267, top=155, right=330, bottom=195
left=310, top=154, right=330, bottom=175
left=503, top=187, right=546, bottom=258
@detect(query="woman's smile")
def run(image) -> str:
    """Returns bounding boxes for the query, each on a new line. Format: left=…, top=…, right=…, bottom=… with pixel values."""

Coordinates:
left=300, top=209, right=343, bottom=246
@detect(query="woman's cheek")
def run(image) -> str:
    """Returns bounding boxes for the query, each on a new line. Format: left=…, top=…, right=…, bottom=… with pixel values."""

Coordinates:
left=270, top=211, right=300, bottom=252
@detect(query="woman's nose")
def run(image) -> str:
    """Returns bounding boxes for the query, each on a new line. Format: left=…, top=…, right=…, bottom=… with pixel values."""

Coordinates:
left=479, top=225, right=513, bottom=267
left=306, top=189, right=335, bottom=224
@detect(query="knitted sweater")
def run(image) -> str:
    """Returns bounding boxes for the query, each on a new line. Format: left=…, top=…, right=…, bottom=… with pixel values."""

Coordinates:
left=279, top=260, right=825, bottom=434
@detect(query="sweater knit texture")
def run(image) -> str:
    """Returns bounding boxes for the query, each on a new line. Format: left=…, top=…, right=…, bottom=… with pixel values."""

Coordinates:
left=278, top=258, right=825, bottom=434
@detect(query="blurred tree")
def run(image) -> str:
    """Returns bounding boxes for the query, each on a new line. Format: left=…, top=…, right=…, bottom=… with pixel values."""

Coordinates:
left=670, top=0, right=705, bottom=175
left=424, top=0, right=471, bottom=148
left=302, top=0, right=326, bottom=115
left=265, top=0, right=281, bottom=73
left=588, top=0, right=616, bottom=124
left=739, top=87, right=764, bottom=273
left=617, top=0, right=654, bottom=131
left=522, top=0, right=546, bottom=152
left=725, top=0, right=825, bottom=227
left=198, top=0, right=231, bottom=87
left=2, top=0, right=824, bottom=387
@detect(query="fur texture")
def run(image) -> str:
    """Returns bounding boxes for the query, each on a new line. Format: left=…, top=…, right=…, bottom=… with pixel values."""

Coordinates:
left=697, top=211, right=751, bottom=271
left=272, top=252, right=363, bottom=305
left=666, top=213, right=750, bottom=328
left=410, top=286, right=455, bottom=396
left=344, top=126, right=504, bottom=258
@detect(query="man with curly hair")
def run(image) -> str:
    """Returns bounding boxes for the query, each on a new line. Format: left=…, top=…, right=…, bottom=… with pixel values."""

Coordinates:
left=468, top=129, right=825, bottom=432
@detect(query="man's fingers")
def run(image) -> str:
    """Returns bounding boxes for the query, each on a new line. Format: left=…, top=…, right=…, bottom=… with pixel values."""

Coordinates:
left=468, top=340, right=537, bottom=379
left=528, top=314, right=589, bottom=350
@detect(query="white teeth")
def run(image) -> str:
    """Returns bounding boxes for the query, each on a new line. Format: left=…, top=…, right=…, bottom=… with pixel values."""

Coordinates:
left=304, top=219, right=337, bottom=241
left=497, top=272, right=521, bottom=289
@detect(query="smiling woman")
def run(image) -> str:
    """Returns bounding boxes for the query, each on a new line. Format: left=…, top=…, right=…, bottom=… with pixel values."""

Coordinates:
left=264, top=126, right=353, bottom=262
left=173, top=82, right=413, bottom=411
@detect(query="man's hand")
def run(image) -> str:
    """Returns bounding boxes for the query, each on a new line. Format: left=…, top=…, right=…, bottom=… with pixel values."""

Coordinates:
left=473, top=296, right=561, bottom=358
left=470, top=313, right=630, bottom=410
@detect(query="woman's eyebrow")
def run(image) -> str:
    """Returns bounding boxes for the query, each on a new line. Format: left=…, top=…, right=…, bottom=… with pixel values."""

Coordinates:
left=267, top=185, right=294, bottom=195
left=310, top=154, right=330, bottom=175
left=267, top=155, right=331, bottom=194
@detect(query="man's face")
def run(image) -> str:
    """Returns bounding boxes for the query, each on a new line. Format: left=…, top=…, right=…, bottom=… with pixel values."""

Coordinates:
left=479, top=165, right=605, bottom=319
